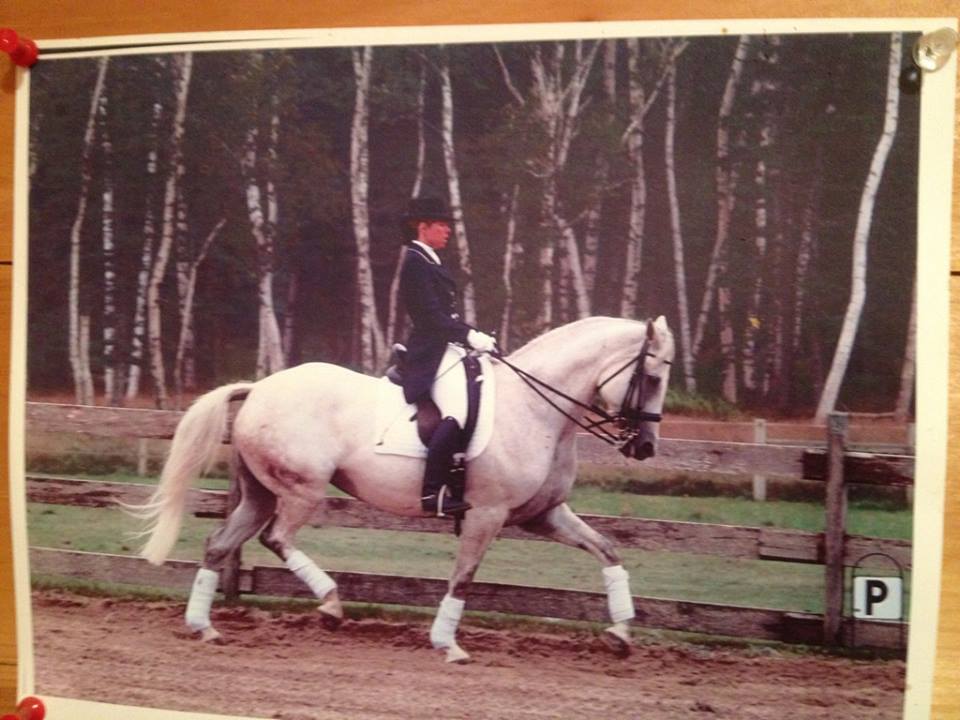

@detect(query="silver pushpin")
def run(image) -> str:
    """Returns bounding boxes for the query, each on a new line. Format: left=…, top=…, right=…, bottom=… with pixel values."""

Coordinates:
left=913, top=27, right=958, bottom=72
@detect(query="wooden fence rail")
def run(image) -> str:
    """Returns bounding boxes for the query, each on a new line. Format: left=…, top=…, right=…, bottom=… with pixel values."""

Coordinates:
left=25, top=475, right=913, bottom=570
left=23, top=402, right=914, bottom=650
left=28, top=546, right=903, bottom=651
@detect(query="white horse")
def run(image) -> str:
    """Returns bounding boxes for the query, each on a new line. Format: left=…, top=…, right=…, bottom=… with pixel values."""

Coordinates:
left=134, top=315, right=674, bottom=662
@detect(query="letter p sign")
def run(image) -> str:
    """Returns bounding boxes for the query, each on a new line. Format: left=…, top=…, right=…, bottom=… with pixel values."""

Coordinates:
left=853, top=577, right=902, bottom=620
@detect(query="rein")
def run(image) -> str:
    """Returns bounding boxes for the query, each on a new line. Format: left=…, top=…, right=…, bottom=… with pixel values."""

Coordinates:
left=491, top=342, right=668, bottom=449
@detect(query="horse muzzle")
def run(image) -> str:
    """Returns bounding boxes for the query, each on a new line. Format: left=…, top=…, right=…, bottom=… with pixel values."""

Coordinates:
left=619, top=436, right=656, bottom=460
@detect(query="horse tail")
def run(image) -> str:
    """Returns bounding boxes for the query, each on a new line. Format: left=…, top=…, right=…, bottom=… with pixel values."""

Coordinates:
left=133, top=382, right=254, bottom=566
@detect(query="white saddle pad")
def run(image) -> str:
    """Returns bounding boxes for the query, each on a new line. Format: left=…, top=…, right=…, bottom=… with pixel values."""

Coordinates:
left=374, top=345, right=496, bottom=460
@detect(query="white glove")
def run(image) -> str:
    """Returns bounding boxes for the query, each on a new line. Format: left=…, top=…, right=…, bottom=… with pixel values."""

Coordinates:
left=467, top=329, right=497, bottom=353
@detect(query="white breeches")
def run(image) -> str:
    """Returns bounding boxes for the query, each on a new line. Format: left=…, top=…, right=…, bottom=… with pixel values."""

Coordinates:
left=431, top=345, right=469, bottom=425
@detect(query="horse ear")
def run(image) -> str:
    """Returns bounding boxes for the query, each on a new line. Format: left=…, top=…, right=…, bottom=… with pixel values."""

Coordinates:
left=646, top=319, right=656, bottom=341
left=655, top=315, right=668, bottom=332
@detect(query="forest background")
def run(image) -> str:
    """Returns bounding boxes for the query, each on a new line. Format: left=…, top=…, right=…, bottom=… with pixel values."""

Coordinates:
left=25, top=31, right=919, bottom=418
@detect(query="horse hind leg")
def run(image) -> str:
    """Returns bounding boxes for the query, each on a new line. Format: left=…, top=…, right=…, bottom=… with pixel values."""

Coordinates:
left=186, top=453, right=277, bottom=642
left=259, top=494, right=343, bottom=630
left=521, top=503, right=635, bottom=657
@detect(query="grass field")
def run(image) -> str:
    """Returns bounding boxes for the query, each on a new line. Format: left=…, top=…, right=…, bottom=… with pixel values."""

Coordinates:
left=26, top=474, right=912, bottom=615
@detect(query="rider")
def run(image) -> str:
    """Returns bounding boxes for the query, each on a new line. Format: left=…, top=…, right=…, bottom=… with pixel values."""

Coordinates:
left=399, top=196, right=497, bottom=516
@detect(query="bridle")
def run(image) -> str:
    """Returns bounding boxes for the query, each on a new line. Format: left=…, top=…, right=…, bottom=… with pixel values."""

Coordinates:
left=492, top=338, right=671, bottom=454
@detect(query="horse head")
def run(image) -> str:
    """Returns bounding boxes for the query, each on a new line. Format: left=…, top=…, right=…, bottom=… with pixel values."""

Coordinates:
left=597, top=316, right=675, bottom=461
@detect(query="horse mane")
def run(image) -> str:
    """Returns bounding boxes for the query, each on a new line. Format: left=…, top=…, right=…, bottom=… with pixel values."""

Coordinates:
left=508, top=316, right=651, bottom=361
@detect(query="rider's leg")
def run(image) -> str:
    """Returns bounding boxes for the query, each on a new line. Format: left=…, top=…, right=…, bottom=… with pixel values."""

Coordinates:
left=420, top=415, right=472, bottom=516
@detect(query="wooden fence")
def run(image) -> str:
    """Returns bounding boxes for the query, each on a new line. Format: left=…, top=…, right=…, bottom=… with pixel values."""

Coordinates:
left=23, top=402, right=914, bottom=651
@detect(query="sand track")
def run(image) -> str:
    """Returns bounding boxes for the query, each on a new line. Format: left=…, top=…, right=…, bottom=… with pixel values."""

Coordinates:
left=32, top=590, right=905, bottom=719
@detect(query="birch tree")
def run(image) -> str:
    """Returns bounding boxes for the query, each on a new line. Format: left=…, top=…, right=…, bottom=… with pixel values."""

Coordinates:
left=147, top=52, right=193, bottom=409
left=664, top=64, right=695, bottom=392
left=815, top=33, right=902, bottom=422
left=499, top=183, right=521, bottom=351
left=894, top=279, right=916, bottom=423
left=494, top=41, right=598, bottom=331
left=68, top=56, right=108, bottom=405
left=125, top=92, right=164, bottom=401
left=620, top=39, right=688, bottom=319
left=741, top=38, right=782, bottom=398
left=582, top=39, right=617, bottom=303
left=241, top=73, right=286, bottom=380
left=692, top=36, right=751, bottom=360
left=174, top=218, right=226, bottom=406
left=440, top=49, right=477, bottom=325
left=351, top=46, right=386, bottom=372
left=97, top=88, right=119, bottom=405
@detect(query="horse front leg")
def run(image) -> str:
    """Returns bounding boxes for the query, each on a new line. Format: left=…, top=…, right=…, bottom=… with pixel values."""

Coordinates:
left=431, top=506, right=508, bottom=664
left=521, top=502, right=635, bottom=656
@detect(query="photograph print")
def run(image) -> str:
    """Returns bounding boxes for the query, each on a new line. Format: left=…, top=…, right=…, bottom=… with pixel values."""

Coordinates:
left=15, top=21, right=943, bottom=720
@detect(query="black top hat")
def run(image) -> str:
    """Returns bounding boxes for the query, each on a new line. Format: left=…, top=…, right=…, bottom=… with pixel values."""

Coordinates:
left=403, top=197, right=454, bottom=224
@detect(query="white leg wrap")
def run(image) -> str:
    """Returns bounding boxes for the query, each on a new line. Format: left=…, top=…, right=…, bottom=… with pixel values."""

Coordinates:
left=286, top=550, right=337, bottom=599
left=185, top=567, right=219, bottom=631
left=602, top=564, right=635, bottom=623
left=429, top=593, right=465, bottom=649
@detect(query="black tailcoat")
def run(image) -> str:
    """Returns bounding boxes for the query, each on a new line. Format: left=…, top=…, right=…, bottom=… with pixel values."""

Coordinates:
left=399, top=244, right=472, bottom=404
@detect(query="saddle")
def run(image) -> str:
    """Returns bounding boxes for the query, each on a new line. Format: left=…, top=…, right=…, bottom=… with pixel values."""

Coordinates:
left=386, top=343, right=483, bottom=504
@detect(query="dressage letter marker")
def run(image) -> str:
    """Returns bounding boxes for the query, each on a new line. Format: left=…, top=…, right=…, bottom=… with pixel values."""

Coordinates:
left=853, top=577, right=902, bottom=620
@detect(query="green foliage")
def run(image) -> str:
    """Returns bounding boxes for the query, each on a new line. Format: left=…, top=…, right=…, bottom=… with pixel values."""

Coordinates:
left=665, top=387, right=744, bottom=419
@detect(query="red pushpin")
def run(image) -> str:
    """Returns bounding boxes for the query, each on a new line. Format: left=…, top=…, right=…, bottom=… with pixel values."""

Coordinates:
left=0, top=696, right=45, bottom=720
left=0, top=29, right=39, bottom=68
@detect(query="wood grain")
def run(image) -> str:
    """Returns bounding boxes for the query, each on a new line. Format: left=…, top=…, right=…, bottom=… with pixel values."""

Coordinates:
left=1, top=1, right=958, bottom=716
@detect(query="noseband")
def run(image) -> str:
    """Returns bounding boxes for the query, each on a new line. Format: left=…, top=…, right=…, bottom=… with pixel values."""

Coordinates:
left=493, top=339, right=670, bottom=452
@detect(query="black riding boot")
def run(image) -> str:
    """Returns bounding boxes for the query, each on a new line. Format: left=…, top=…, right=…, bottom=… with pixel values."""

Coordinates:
left=421, top=416, right=472, bottom=517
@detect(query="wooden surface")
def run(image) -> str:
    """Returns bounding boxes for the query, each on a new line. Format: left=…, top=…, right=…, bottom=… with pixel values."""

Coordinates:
left=1, top=1, right=958, bottom=717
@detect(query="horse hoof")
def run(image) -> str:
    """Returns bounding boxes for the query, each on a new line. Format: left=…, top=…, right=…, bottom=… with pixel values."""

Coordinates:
left=445, top=644, right=471, bottom=664
left=601, top=625, right=632, bottom=658
left=318, top=598, right=344, bottom=630
left=199, top=626, right=223, bottom=643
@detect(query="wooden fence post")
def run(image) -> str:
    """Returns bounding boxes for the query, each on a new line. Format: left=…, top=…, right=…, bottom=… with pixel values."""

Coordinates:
left=220, top=451, right=242, bottom=603
left=752, top=418, right=767, bottom=501
left=137, top=438, right=148, bottom=477
left=823, top=412, right=849, bottom=645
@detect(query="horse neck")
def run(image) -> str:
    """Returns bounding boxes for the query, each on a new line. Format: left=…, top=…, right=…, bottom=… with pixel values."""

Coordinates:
left=507, top=319, right=642, bottom=407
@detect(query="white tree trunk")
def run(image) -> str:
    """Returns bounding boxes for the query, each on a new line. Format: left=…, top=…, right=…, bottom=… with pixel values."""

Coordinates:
left=620, top=38, right=647, bottom=319
left=793, top=202, right=817, bottom=353
left=664, top=64, right=696, bottom=393
left=147, top=53, right=193, bottom=409
left=174, top=218, right=225, bottom=407
left=242, top=122, right=285, bottom=380
left=439, top=52, right=477, bottom=325
left=582, top=39, right=617, bottom=302
left=97, top=89, right=119, bottom=406
left=894, top=278, right=916, bottom=423
left=351, top=46, right=386, bottom=372
left=741, top=159, right=768, bottom=393
left=815, top=33, right=902, bottom=422
left=499, top=184, right=521, bottom=351
left=692, top=36, right=751, bottom=359
left=68, top=56, right=108, bottom=406
left=528, top=41, right=599, bottom=332
left=126, top=97, right=164, bottom=401
left=412, top=56, right=427, bottom=199
left=78, top=315, right=94, bottom=403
